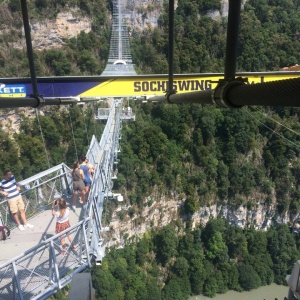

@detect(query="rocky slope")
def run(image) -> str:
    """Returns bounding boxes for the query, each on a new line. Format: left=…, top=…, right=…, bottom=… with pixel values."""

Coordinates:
left=1, top=0, right=235, bottom=52
left=30, top=10, right=92, bottom=50
left=3, top=0, right=298, bottom=247
left=106, top=188, right=300, bottom=247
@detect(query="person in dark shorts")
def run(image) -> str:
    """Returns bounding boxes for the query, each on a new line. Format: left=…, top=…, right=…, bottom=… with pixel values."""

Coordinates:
left=71, top=161, right=85, bottom=210
left=80, top=157, right=94, bottom=203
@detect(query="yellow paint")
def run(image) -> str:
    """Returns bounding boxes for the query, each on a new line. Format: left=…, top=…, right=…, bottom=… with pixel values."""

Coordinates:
left=79, top=74, right=300, bottom=97
left=0, top=93, right=26, bottom=97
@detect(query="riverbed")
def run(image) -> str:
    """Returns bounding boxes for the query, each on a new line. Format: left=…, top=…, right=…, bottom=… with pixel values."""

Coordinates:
left=189, top=284, right=288, bottom=300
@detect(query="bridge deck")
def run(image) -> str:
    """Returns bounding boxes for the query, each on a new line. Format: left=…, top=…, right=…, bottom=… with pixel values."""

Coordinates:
left=0, top=196, right=84, bottom=266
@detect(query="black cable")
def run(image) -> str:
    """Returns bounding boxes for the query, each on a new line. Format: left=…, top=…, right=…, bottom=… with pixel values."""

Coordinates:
left=166, top=0, right=176, bottom=96
left=0, top=97, right=78, bottom=108
left=151, top=77, right=300, bottom=107
left=227, top=77, right=300, bottom=107
left=20, top=0, right=42, bottom=104
left=224, top=0, right=242, bottom=81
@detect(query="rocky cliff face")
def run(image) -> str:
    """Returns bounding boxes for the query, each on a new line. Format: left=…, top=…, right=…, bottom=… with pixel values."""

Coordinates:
left=11, top=10, right=92, bottom=50
left=30, top=10, right=92, bottom=50
left=0, top=8, right=92, bottom=51
left=106, top=190, right=300, bottom=247
left=5, top=0, right=235, bottom=52
left=4, top=0, right=292, bottom=247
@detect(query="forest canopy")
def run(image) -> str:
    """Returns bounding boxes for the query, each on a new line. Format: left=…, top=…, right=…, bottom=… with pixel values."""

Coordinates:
left=0, top=0, right=300, bottom=299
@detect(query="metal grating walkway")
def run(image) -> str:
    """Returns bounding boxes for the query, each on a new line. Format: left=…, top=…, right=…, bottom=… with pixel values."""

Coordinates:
left=101, top=0, right=137, bottom=76
left=0, top=99, right=123, bottom=299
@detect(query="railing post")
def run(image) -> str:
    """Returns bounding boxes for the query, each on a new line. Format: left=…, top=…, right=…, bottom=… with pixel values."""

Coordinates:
left=82, top=221, right=91, bottom=268
left=12, top=261, right=24, bottom=300
left=49, top=240, right=60, bottom=287
left=0, top=98, right=124, bottom=299
left=62, top=165, right=71, bottom=195
left=37, top=180, right=46, bottom=209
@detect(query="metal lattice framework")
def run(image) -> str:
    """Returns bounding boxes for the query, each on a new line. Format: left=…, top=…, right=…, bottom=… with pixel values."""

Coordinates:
left=0, top=99, right=123, bottom=299
left=0, top=164, right=72, bottom=228
left=101, top=0, right=136, bottom=76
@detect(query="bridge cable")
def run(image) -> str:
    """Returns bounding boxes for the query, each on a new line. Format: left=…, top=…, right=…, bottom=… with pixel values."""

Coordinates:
left=35, top=108, right=51, bottom=168
left=85, top=121, right=90, bottom=146
left=92, top=102, right=97, bottom=137
left=21, top=0, right=51, bottom=168
left=69, top=110, right=79, bottom=161
left=20, top=0, right=45, bottom=107
left=252, top=107, right=300, bottom=138
left=244, top=108, right=300, bottom=150
left=166, top=0, right=176, bottom=99
left=80, top=105, right=90, bottom=146
left=86, top=103, right=95, bottom=145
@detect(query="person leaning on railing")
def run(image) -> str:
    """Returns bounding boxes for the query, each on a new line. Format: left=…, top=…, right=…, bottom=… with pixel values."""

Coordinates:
left=0, top=170, right=34, bottom=231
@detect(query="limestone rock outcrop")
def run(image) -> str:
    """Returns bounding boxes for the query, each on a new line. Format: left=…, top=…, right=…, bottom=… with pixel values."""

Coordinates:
left=106, top=194, right=300, bottom=247
left=29, top=10, right=92, bottom=50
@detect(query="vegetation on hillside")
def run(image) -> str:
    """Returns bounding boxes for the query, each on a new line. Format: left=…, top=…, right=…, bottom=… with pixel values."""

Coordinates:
left=1, top=0, right=300, bottom=299
left=113, top=101, right=300, bottom=216
left=0, top=0, right=111, bottom=77
left=131, top=0, right=300, bottom=73
left=0, top=105, right=104, bottom=179
left=1, top=0, right=299, bottom=76
left=100, top=0, right=300, bottom=298
left=91, top=220, right=299, bottom=299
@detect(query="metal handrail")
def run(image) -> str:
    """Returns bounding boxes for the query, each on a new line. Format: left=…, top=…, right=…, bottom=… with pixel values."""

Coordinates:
left=0, top=99, right=123, bottom=299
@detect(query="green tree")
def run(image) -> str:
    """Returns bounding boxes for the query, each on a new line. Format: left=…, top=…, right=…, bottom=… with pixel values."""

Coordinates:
left=238, top=264, right=261, bottom=291
left=226, top=226, right=248, bottom=261
left=205, top=231, right=228, bottom=261
left=184, top=195, right=199, bottom=214
left=220, top=262, right=241, bottom=291
left=203, top=273, right=218, bottom=297
left=16, top=134, right=49, bottom=177
left=77, top=49, right=98, bottom=73
left=201, top=218, right=227, bottom=245
left=155, top=225, right=178, bottom=265
left=172, top=256, right=189, bottom=278
left=0, top=131, right=22, bottom=177
left=267, top=225, right=300, bottom=284
left=92, top=263, right=125, bottom=300
left=44, top=49, right=72, bottom=76
left=136, top=236, right=150, bottom=265
left=217, top=160, right=230, bottom=198
left=162, top=277, right=186, bottom=300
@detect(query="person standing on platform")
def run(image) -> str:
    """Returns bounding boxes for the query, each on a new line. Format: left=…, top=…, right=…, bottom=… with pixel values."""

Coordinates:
left=52, top=198, right=75, bottom=255
left=71, top=161, right=85, bottom=210
left=86, top=158, right=95, bottom=182
left=127, top=106, right=132, bottom=117
left=80, top=157, right=93, bottom=203
left=0, top=170, right=34, bottom=231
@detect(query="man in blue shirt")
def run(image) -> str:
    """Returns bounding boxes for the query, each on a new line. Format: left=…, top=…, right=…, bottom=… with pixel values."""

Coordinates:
left=0, top=170, right=34, bottom=231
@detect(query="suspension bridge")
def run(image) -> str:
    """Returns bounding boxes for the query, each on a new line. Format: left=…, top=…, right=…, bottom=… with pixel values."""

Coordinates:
left=0, top=0, right=136, bottom=299
left=1, top=0, right=300, bottom=299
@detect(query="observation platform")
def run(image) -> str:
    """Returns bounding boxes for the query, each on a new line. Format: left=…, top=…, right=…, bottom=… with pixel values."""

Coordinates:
left=96, top=106, right=135, bottom=121
left=0, top=98, right=122, bottom=299
left=0, top=199, right=84, bottom=266
left=0, top=0, right=134, bottom=296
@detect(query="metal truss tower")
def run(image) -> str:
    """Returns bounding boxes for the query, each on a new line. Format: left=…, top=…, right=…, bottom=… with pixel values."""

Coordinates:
left=101, top=0, right=137, bottom=76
